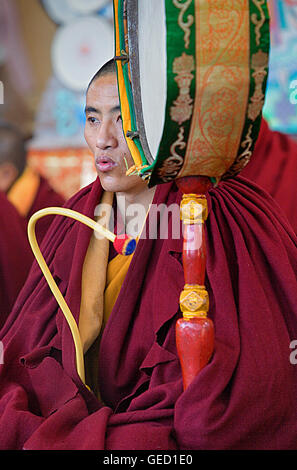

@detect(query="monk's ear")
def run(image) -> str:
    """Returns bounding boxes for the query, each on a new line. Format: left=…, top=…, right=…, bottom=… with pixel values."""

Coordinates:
left=0, top=162, right=19, bottom=192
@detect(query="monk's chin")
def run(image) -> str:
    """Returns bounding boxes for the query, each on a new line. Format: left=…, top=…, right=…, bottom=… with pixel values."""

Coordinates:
left=98, top=172, right=147, bottom=195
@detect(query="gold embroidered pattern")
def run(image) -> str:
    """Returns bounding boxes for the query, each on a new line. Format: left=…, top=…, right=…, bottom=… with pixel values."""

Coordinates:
left=178, top=1, right=251, bottom=179
left=251, top=0, right=266, bottom=46
left=158, top=127, right=185, bottom=182
left=170, top=53, right=195, bottom=125
left=173, top=0, right=194, bottom=49
left=248, top=50, right=268, bottom=121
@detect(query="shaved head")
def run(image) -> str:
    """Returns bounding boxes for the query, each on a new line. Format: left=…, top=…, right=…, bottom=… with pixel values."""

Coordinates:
left=87, top=58, right=117, bottom=92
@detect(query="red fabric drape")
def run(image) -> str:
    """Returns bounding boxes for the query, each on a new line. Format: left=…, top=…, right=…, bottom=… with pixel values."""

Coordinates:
left=0, top=176, right=297, bottom=450
left=241, top=119, right=297, bottom=232
left=0, top=191, right=33, bottom=329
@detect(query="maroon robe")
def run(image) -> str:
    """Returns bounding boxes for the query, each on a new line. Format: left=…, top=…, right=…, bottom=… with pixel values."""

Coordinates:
left=241, top=120, right=297, bottom=232
left=0, top=176, right=297, bottom=450
left=0, top=192, right=33, bottom=329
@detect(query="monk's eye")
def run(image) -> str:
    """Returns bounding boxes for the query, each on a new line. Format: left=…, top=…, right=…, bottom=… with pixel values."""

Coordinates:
left=116, top=114, right=122, bottom=123
left=87, top=116, right=99, bottom=125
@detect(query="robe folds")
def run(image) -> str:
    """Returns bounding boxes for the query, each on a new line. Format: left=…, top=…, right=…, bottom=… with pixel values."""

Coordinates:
left=1, top=175, right=297, bottom=450
left=0, top=192, right=33, bottom=329
left=241, top=120, right=297, bottom=232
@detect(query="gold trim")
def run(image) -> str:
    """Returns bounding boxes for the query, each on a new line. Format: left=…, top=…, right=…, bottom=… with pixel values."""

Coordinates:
left=172, top=0, right=194, bottom=49
left=158, top=127, right=185, bottom=182
left=180, top=194, right=208, bottom=224
left=170, top=53, right=195, bottom=125
left=248, top=50, right=268, bottom=121
left=251, top=0, right=266, bottom=46
left=180, top=284, right=209, bottom=318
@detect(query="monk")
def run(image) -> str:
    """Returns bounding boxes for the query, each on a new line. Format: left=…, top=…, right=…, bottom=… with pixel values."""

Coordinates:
left=0, top=122, right=65, bottom=243
left=0, top=191, right=33, bottom=329
left=241, top=119, right=297, bottom=232
left=0, top=60, right=297, bottom=450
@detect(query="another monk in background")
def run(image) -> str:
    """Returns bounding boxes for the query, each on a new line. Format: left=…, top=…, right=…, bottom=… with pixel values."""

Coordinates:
left=0, top=122, right=65, bottom=243
left=0, top=191, right=33, bottom=329
left=241, top=119, right=297, bottom=232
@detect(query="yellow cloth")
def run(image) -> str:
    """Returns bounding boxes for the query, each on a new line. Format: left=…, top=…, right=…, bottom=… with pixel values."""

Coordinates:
left=103, top=251, right=134, bottom=326
left=79, top=191, right=113, bottom=354
left=80, top=191, right=135, bottom=396
left=7, top=166, right=40, bottom=217
left=83, top=251, right=134, bottom=398
left=81, top=190, right=151, bottom=396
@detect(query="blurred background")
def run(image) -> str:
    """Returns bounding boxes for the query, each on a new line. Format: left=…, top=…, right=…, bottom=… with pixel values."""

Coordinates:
left=0, top=0, right=296, bottom=201
left=263, top=0, right=297, bottom=137
left=0, top=0, right=114, bottom=200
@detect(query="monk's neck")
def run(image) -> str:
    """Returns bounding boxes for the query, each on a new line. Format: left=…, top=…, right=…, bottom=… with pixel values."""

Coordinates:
left=115, top=186, right=156, bottom=237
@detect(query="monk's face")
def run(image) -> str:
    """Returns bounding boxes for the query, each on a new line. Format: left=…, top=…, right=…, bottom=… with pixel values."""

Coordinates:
left=84, top=73, right=147, bottom=194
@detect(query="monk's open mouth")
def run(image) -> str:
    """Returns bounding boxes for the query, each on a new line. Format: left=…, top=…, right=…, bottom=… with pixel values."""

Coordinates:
left=95, top=156, right=117, bottom=172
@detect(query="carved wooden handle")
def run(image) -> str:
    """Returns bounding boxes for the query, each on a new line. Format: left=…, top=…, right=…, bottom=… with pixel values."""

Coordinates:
left=176, top=176, right=215, bottom=390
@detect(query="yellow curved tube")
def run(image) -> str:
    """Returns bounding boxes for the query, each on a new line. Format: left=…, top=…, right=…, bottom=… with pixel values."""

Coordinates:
left=27, top=207, right=118, bottom=386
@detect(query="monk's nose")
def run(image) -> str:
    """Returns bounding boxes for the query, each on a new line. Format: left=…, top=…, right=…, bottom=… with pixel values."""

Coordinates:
left=95, top=121, right=117, bottom=150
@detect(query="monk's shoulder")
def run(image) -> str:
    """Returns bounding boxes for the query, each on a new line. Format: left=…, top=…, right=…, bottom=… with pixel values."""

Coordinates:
left=64, top=178, right=99, bottom=211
